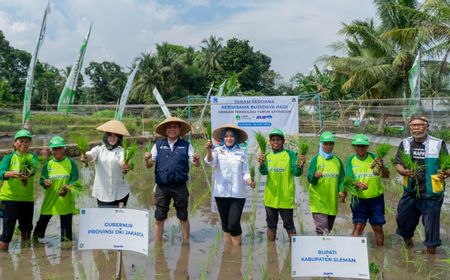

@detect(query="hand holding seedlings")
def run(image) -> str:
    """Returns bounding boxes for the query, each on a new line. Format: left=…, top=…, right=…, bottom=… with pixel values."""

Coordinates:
left=206, top=140, right=213, bottom=150
left=121, top=161, right=130, bottom=174
left=297, top=154, right=306, bottom=168
left=314, top=171, right=323, bottom=179
left=193, top=153, right=201, bottom=167
left=338, top=191, right=347, bottom=203
left=246, top=178, right=256, bottom=188
left=44, top=179, right=52, bottom=188
left=356, top=182, right=369, bottom=190
left=258, top=153, right=265, bottom=167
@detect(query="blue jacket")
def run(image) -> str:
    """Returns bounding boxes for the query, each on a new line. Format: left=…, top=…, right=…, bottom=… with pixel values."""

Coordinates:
left=155, top=138, right=190, bottom=186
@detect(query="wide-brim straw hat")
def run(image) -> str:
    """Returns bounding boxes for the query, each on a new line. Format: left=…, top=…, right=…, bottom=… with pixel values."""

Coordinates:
left=96, top=120, right=130, bottom=136
left=213, top=123, right=248, bottom=144
left=155, top=117, right=191, bottom=137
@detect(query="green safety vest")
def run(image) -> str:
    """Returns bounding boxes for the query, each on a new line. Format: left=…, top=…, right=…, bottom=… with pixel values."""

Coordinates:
left=40, top=157, right=79, bottom=215
left=0, top=152, right=38, bottom=202
left=259, top=149, right=301, bottom=209
left=308, top=155, right=343, bottom=215
left=346, top=152, right=383, bottom=199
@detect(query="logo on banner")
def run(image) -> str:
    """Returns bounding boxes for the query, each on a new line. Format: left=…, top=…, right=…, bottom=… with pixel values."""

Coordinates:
left=212, top=97, right=218, bottom=103
left=256, top=115, right=273, bottom=119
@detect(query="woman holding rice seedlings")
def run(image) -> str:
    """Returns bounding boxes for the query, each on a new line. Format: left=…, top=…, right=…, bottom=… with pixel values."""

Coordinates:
left=0, top=129, right=39, bottom=250
left=205, top=124, right=256, bottom=246
left=346, top=134, right=389, bottom=246
left=33, top=136, right=80, bottom=242
left=80, top=120, right=131, bottom=207
left=393, top=114, right=449, bottom=254
left=258, top=129, right=304, bottom=241
left=307, top=131, right=345, bottom=235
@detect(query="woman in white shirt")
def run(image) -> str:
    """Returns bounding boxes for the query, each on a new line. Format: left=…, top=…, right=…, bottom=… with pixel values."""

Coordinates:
left=81, top=120, right=131, bottom=207
left=205, top=123, right=255, bottom=246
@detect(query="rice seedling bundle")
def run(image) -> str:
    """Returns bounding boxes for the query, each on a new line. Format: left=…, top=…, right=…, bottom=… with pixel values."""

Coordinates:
left=343, top=175, right=359, bottom=208
left=371, top=144, right=391, bottom=175
left=76, top=136, right=89, bottom=167
left=255, top=132, right=266, bottom=154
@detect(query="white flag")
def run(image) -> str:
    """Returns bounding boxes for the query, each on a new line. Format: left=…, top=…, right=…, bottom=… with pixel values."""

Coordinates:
left=22, top=2, right=51, bottom=128
left=408, top=51, right=421, bottom=115
left=152, top=88, right=171, bottom=118
left=115, top=60, right=141, bottom=120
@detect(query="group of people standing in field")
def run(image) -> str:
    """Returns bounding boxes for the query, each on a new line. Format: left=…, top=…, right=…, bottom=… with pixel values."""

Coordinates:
left=0, top=113, right=448, bottom=255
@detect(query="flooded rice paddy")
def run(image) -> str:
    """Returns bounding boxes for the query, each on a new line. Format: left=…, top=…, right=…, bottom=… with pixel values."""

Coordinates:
left=0, top=138, right=449, bottom=279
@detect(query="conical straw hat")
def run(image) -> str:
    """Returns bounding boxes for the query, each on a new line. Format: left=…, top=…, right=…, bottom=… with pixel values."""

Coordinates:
left=96, top=120, right=130, bottom=136
left=155, top=117, right=191, bottom=137
left=213, top=123, right=248, bottom=144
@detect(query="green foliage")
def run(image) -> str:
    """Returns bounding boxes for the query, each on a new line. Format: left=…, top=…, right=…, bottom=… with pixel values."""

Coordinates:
left=343, top=175, right=359, bottom=208
left=255, top=132, right=267, bottom=154
left=438, top=153, right=450, bottom=171
left=92, top=110, right=116, bottom=118
left=204, top=122, right=212, bottom=139
left=123, top=140, right=138, bottom=164
left=299, top=141, right=310, bottom=155
left=75, top=136, right=89, bottom=155
left=369, top=262, right=380, bottom=274
left=375, top=143, right=391, bottom=158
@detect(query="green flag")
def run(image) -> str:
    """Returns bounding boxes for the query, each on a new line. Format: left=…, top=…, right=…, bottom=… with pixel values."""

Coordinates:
left=22, top=2, right=51, bottom=129
left=57, top=23, right=92, bottom=112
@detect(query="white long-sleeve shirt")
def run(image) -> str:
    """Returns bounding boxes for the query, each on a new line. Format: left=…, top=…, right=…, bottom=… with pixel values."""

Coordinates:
left=87, top=145, right=130, bottom=202
left=204, top=145, right=251, bottom=198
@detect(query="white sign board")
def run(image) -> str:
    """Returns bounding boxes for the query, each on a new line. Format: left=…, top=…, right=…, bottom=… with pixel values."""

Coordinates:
left=78, top=208, right=149, bottom=255
left=291, top=236, right=369, bottom=279
left=210, top=96, right=299, bottom=212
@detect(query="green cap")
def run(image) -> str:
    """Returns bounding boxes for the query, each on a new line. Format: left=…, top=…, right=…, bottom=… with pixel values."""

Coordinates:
left=49, top=136, right=65, bottom=149
left=15, top=129, right=32, bottom=140
left=352, top=134, right=369, bottom=145
left=269, top=128, right=285, bottom=138
left=320, top=131, right=335, bottom=143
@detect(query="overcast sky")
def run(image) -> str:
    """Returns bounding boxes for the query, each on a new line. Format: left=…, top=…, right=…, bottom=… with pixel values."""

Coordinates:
left=0, top=0, right=376, bottom=81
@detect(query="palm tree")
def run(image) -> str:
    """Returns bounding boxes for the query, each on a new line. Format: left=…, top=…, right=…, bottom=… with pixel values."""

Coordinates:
left=199, top=35, right=223, bottom=77
left=130, top=53, right=161, bottom=104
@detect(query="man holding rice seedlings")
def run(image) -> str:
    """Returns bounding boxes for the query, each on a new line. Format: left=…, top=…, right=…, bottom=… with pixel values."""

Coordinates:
left=393, top=114, right=449, bottom=254
left=346, top=134, right=390, bottom=246
left=307, top=131, right=345, bottom=235
left=0, top=129, right=39, bottom=250
left=80, top=120, right=132, bottom=207
left=33, top=136, right=80, bottom=243
left=258, top=128, right=304, bottom=241
left=144, top=117, right=200, bottom=244
left=205, top=123, right=256, bottom=246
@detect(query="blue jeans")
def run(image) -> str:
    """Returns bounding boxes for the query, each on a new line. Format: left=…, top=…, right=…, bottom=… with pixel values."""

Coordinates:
left=396, top=191, right=443, bottom=247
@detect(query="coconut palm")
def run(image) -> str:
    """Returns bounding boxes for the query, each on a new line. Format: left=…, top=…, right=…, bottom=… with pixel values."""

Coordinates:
left=200, top=35, right=223, bottom=77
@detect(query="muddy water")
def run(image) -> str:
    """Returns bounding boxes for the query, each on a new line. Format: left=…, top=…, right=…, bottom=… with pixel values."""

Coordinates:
left=0, top=139, right=449, bottom=280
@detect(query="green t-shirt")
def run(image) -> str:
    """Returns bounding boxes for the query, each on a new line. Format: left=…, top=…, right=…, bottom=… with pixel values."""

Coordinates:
left=39, top=157, right=80, bottom=215
left=307, top=154, right=344, bottom=215
left=259, top=149, right=302, bottom=209
left=0, top=152, right=39, bottom=202
left=346, top=152, right=383, bottom=199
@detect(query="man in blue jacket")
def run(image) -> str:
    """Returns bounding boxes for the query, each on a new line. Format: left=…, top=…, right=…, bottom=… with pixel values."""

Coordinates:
left=145, top=117, right=200, bottom=244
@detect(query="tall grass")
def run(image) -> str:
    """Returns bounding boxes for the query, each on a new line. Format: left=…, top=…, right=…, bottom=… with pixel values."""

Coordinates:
left=76, top=136, right=89, bottom=167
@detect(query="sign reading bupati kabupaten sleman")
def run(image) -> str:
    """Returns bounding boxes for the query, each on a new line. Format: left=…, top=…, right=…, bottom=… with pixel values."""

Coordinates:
left=78, top=208, right=149, bottom=255
left=291, top=236, right=369, bottom=279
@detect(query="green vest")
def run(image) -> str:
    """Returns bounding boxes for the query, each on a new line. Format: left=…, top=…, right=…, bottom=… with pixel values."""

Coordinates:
left=0, top=152, right=38, bottom=202
left=347, top=153, right=383, bottom=199
left=400, top=136, right=445, bottom=197
left=309, top=155, right=341, bottom=215
left=40, top=157, right=79, bottom=215
left=263, top=150, right=297, bottom=209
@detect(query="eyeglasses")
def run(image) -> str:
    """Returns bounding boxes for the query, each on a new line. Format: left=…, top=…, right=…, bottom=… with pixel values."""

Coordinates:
left=409, top=123, right=427, bottom=128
